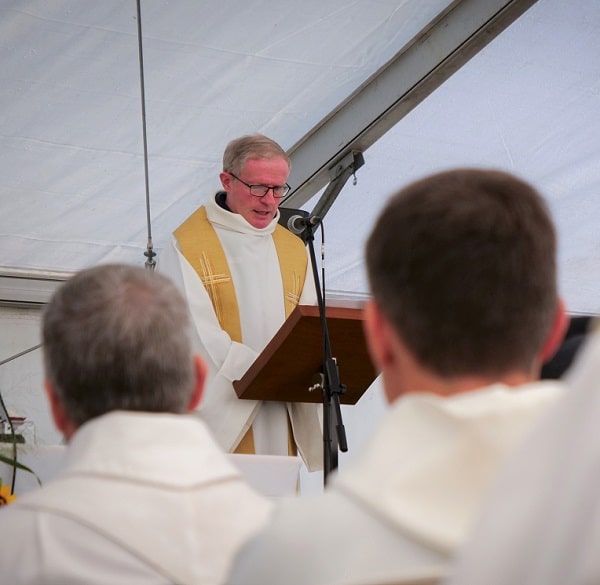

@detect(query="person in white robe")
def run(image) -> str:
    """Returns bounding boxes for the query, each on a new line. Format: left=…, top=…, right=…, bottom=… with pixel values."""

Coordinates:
left=0, top=264, right=272, bottom=585
left=158, top=133, right=322, bottom=471
left=445, top=320, right=600, bottom=585
left=227, top=168, right=568, bottom=585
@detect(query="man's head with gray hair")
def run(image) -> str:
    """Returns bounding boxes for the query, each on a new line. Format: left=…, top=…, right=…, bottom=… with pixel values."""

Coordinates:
left=42, top=263, right=204, bottom=438
left=222, top=133, right=290, bottom=176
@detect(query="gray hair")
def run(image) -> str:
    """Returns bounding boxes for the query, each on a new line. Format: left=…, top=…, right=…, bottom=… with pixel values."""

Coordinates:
left=42, top=264, right=195, bottom=427
left=222, top=133, right=290, bottom=176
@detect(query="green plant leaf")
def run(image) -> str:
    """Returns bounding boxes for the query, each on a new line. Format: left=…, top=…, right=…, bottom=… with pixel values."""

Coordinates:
left=0, top=452, right=42, bottom=486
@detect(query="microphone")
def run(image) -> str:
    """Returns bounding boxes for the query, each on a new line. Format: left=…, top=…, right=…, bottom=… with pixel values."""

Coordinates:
left=287, top=214, right=321, bottom=236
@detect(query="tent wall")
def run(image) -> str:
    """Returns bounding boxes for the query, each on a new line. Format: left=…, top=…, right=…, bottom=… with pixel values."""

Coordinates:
left=2, top=0, right=599, bottom=455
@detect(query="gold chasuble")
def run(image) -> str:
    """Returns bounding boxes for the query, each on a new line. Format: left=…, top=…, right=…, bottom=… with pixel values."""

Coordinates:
left=174, top=205, right=308, bottom=455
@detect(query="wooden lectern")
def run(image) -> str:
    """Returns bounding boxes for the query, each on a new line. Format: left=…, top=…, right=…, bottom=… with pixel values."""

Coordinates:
left=233, top=304, right=377, bottom=405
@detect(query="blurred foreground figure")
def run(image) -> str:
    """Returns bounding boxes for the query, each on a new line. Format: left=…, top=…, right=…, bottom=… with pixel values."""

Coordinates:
left=446, top=320, right=600, bottom=585
left=227, top=168, right=568, bottom=585
left=0, top=264, right=271, bottom=585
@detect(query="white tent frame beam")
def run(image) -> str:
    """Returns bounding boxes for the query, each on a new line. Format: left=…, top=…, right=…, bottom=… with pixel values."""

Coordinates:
left=0, top=269, right=69, bottom=308
left=284, top=0, right=538, bottom=209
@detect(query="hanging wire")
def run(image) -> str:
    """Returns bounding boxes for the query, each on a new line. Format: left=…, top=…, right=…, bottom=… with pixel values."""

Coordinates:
left=320, top=223, right=326, bottom=306
left=0, top=344, right=42, bottom=368
left=135, top=0, right=156, bottom=270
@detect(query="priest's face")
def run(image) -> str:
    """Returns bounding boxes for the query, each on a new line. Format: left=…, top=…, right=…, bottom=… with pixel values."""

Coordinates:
left=220, top=156, right=290, bottom=229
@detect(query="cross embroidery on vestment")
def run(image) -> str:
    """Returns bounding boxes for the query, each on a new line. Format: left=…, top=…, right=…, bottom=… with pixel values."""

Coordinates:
left=285, top=271, right=302, bottom=309
left=198, top=251, right=231, bottom=325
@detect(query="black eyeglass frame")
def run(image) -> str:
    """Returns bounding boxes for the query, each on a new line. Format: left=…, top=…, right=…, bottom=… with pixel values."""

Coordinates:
left=228, top=171, right=291, bottom=199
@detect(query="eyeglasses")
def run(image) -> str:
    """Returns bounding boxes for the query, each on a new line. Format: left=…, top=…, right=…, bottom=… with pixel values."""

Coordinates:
left=228, top=172, right=291, bottom=199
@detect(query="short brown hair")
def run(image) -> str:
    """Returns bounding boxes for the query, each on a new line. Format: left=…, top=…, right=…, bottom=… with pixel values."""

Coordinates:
left=222, top=133, right=290, bottom=176
left=366, top=168, right=558, bottom=377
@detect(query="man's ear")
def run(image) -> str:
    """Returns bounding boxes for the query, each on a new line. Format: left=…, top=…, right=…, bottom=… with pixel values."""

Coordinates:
left=539, top=298, right=569, bottom=363
left=219, top=171, right=232, bottom=192
left=187, top=354, right=207, bottom=411
left=363, top=299, right=395, bottom=372
left=44, top=381, right=76, bottom=440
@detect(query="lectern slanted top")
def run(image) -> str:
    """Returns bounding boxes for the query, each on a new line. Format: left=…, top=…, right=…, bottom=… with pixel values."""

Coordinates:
left=233, top=304, right=377, bottom=405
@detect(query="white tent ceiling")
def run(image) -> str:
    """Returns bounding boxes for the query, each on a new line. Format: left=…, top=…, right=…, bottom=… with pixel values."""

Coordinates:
left=1, top=0, right=599, bottom=314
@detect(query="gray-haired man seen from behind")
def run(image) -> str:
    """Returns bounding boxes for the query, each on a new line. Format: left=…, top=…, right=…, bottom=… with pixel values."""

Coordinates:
left=0, top=264, right=272, bottom=585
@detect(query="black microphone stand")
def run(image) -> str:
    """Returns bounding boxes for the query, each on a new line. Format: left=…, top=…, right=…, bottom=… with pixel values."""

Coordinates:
left=302, top=219, right=349, bottom=484
left=291, top=150, right=365, bottom=484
